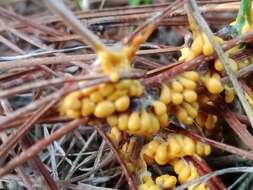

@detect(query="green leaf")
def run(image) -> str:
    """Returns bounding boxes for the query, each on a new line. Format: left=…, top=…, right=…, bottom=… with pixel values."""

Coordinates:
left=75, top=0, right=82, bottom=10
left=234, top=0, right=251, bottom=34
left=128, top=0, right=142, bottom=6
left=143, top=0, right=152, bottom=5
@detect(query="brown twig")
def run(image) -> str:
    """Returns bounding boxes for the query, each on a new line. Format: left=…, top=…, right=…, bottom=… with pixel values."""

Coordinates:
left=188, top=156, right=227, bottom=190
left=1, top=99, right=59, bottom=190
left=0, top=7, right=60, bottom=36
left=218, top=104, right=253, bottom=150
left=46, top=0, right=105, bottom=51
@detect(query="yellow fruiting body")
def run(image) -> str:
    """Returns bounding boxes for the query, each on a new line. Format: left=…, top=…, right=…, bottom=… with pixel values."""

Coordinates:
left=139, top=177, right=161, bottom=190
left=196, top=112, right=218, bottom=130
left=152, top=101, right=167, bottom=116
left=63, top=93, right=82, bottom=111
left=172, top=79, right=184, bottom=92
left=178, top=76, right=197, bottom=90
left=129, top=81, right=143, bottom=96
left=183, top=90, right=198, bottom=103
left=118, top=113, right=129, bottom=130
left=205, top=114, right=217, bottom=129
left=128, top=112, right=141, bottom=131
left=183, top=71, right=199, bottom=81
left=106, top=115, right=118, bottom=127
left=176, top=107, right=188, bottom=122
left=175, top=102, right=199, bottom=125
left=202, top=32, right=213, bottom=56
left=155, top=174, right=177, bottom=189
left=115, top=95, right=130, bottom=112
left=81, top=98, right=95, bottom=116
left=142, top=139, right=161, bottom=164
left=94, top=100, right=115, bottom=118
left=214, top=59, right=224, bottom=72
left=171, top=158, right=208, bottom=190
left=99, top=83, right=114, bottom=97
left=57, top=9, right=225, bottom=188
left=214, top=58, right=239, bottom=73
left=179, top=47, right=190, bottom=61
left=225, top=85, right=235, bottom=103
left=65, top=109, right=81, bottom=119
left=191, top=33, right=204, bottom=57
left=202, top=73, right=224, bottom=94
left=108, top=127, right=122, bottom=144
left=140, top=111, right=152, bottom=132
left=154, top=143, right=169, bottom=165
left=158, top=113, right=169, bottom=128
left=143, top=134, right=211, bottom=165
left=89, top=91, right=103, bottom=103
left=108, top=89, right=128, bottom=101
left=183, top=102, right=198, bottom=118
left=149, top=114, right=160, bottom=134
left=160, top=84, right=171, bottom=104
left=178, top=164, right=191, bottom=183
left=172, top=92, right=184, bottom=105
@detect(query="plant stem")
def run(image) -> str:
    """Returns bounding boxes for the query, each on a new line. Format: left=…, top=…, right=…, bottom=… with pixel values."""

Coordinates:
left=46, top=0, right=105, bottom=52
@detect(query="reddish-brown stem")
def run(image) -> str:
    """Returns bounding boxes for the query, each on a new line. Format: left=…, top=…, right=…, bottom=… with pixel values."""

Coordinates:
left=218, top=105, right=253, bottom=150
left=188, top=156, right=227, bottom=190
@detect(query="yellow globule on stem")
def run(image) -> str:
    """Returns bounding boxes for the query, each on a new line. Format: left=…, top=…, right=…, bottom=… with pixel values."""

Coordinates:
left=94, top=100, right=115, bottom=118
left=202, top=73, right=224, bottom=94
left=155, top=174, right=177, bottom=189
left=115, top=95, right=130, bottom=112
left=159, top=84, right=171, bottom=104
left=202, top=32, right=214, bottom=56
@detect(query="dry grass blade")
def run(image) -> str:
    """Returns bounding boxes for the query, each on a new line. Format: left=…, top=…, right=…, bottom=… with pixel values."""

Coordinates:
left=0, top=99, right=56, bottom=159
left=0, top=118, right=88, bottom=178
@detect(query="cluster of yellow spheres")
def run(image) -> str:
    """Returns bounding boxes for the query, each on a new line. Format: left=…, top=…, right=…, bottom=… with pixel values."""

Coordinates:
left=179, top=31, right=220, bottom=61
left=214, top=58, right=239, bottom=73
left=201, top=72, right=237, bottom=104
left=139, top=175, right=177, bottom=190
left=201, top=72, right=224, bottom=95
left=141, top=134, right=211, bottom=165
left=160, top=71, right=199, bottom=105
left=171, top=158, right=208, bottom=190
left=107, top=101, right=169, bottom=137
left=56, top=7, right=253, bottom=190
left=59, top=79, right=143, bottom=119
left=159, top=71, right=200, bottom=124
left=175, top=102, right=199, bottom=125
